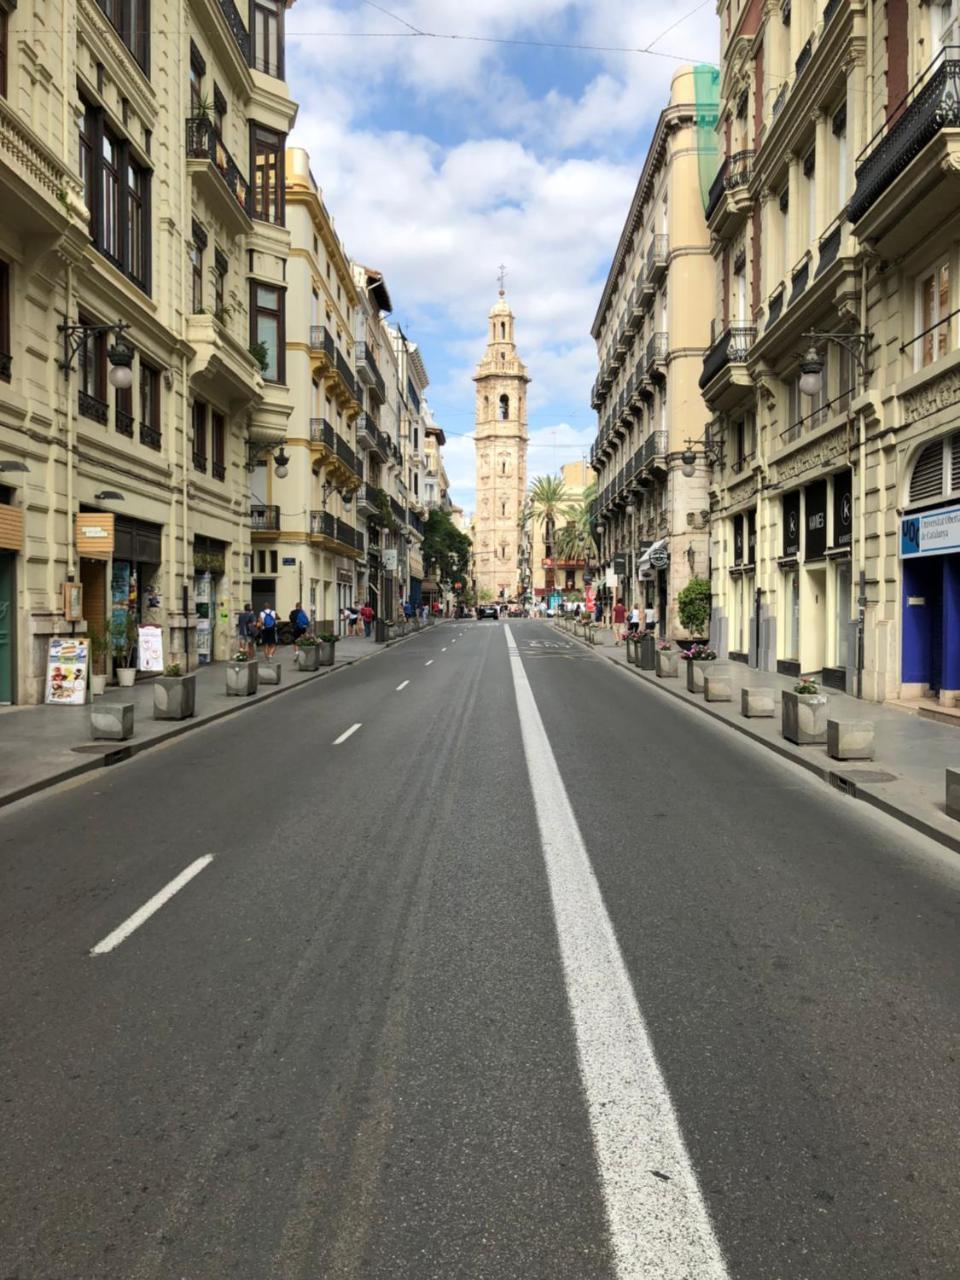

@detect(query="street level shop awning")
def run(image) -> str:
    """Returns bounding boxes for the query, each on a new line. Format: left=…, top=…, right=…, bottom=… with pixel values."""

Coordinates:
left=637, top=538, right=669, bottom=574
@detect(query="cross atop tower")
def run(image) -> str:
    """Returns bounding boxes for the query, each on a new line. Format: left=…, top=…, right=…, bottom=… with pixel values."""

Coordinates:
left=497, top=264, right=507, bottom=297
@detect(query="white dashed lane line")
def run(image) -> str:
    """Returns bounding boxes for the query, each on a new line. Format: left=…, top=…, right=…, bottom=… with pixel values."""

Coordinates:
left=333, top=723, right=362, bottom=745
left=397, top=681, right=410, bottom=691
left=90, top=856, right=214, bottom=956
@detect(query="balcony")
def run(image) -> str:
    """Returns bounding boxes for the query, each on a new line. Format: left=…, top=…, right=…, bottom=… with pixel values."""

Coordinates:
left=706, top=151, right=755, bottom=236
left=335, top=350, right=357, bottom=400
left=250, top=504, right=280, bottom=534
left=771, top=83, right=788, bottom=122
left=335, top=434, right=359, bottom=477
left=627, top=288, right=643, bottom=332
left=140, top=422, right=162, bottom=451
left=310, top=417, right=335, bottom=452
left=730, top=450, right=756, bottom=475
left=309, top=325, right=336, bottom=363
left=849, top=47, right=960, bottom=255
left=310, top=509, right=335, bottom=539
left=645, top=332, right=668, bottom=378
left=355, top=413, right=379, bottom=451
left=356, top=481, right=379, bottom=516
left=641, top=430, right=669, bottom=471
left=639, top=268, right=655, bottom=308
left=0, top=95, right=87, bottom=244
left=355, top=343, right=386, bottom=402
left=115, top=409, right=134, bottom=439
left=795, top=36, right=813, bottom=80
left=217, top=0, right=250, bottom=60
left=408, top=509, right=424, bottom=537
left=390, top=496, right=406, bottom=523
left=185, top=117, right=251, bottom=236
left=336, top=518, right=362, bottom=554
left=79, top=392, right=108, bottom=425
left=699, top=324, right=756, bottom=410
left=646, top=235, right=669, bottom=284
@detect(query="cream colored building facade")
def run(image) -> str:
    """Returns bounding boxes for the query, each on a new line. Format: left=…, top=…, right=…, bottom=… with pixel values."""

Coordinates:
left=529, top=459, right=592, bottom=601
left=0, top=0, right=296, bottom=702
left=703, top=0, right=960, bottom=706
left=590, top=66, right=714, bottom=636
left=473, top=293, right=529, bottom=601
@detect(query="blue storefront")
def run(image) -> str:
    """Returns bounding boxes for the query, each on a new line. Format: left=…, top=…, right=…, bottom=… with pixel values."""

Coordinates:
left=900, top=502, right=960, bottom=698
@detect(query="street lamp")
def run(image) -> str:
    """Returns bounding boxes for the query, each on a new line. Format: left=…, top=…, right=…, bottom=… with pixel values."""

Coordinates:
left=681, top=433, right=723, bottom=478
left=58, top=318, right=135, bottom=388
left=245, top=443, right=290, bottom=477
left=797, top=330, right=871, bottom=397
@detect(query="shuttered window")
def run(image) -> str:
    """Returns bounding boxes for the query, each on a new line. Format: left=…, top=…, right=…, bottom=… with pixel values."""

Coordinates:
left=951, top=432, right=960, bottom=494
left=909, top=440, right=944, bottom=503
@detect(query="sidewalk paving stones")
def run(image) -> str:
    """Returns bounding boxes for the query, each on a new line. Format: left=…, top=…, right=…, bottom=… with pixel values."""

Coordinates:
left=0, top=629, right=429, bottom=810
left=560, top=622, right=960, bottom=856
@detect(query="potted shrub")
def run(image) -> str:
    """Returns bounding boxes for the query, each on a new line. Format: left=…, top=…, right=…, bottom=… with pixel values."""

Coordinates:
left=295, top=635, right=321, bottom=671
left=110, top=613, right=139, bottom=687
left=677, top=576, right=712, bottom=644
left=317, top=632, right=337, bottom=667
left=655, top=640, right=679, bottom=679
left=153, top=661, right=197, bottom=720
left=679, top=642, right=718, bottom=693
left=782, top=676, right=829, bottom=744
left=87, top=623, right=110, bottom=695
left=225, top=649, right=259, bottom=696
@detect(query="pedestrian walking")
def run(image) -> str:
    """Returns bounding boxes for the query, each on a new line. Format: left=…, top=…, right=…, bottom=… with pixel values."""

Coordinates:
left=346, top=603, right=360, bottom=636
left=594, top=599, right=603, bottom=625
left=403, top=600, right=413, bottom=621
left=613, top=600, right=626, bottom=645
left=238, top=602, right=257, bottom=659
left=645, top=602, right=657, bottom=632
left=259, top=603, right=279, bottom=658
left=290, top=602, right=310, bottom=642
left=628, top=603, right=641, bottom=636
left=360, top=601, right=374, bottom=639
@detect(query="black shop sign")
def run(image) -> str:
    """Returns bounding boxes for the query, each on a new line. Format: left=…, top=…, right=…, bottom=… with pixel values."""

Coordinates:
left=732, top=514, right=744, bottom=565
left=833, top=469, right=852, bottom=548
left=805, top=479, right=827, bottom=560
left=747, top=509, right=757, bottom=565
left=782, top=490, right=800, bottom=559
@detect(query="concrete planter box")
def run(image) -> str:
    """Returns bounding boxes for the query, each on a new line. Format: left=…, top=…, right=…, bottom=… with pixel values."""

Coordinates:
left=91, top=701, right=134, bottom=740
left=656, top=649, right=679, bottom=678
left=685, top=658, right=718, bottom=694
left=625, top=636, right=640, bottom=665
left=259, top=661, right=282, bottom=686
left=153, top=673, right=197, bottom=721
left=704, top=673, right=732, bottom=702
left=782, top=690, right=829, bottom=744
left=226, top=660, right=258, bottom=696
left=116, top=667, right=136, bottom=688
left=638, top=634, right=657, bottom=670
left=741, top=688, right=775, bottom=718
left=296, top=645, right=321, bottom=671
left=318, top=640, right=336, bottom=667
left=827, top=719, right=875, bottom=761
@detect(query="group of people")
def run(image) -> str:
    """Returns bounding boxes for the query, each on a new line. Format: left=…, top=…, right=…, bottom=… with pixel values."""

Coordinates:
left=610, top=600, right=657, bottom=646
left=236, top=602, right=292, bottom=660
left=341, top=603, right=376, bottom=638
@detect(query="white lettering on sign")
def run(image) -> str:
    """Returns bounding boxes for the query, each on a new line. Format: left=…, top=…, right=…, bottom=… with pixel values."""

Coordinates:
left=808, top=513, right=825, bottom=530
left=84, top=526, right=110, bottom=538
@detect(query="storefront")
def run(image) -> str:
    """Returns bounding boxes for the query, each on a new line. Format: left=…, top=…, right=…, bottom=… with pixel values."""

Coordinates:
left=824, top=469, right=853, bottom=690
left=0, top=486, right=22, bottom=704
left=901, top=501, right=960, bottom=703
left=110, top=515, right=163, bottom=668
left=728, top=510, right=756, bottom=662
left=193, top=535, right=228, bottom=663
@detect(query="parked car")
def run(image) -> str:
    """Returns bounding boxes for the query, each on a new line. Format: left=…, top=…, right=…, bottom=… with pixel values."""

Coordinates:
left=477, top=604, right=500, bottom=620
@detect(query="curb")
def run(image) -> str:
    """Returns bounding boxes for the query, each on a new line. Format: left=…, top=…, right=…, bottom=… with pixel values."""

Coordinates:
left=0, top=624, right=434, bottom=813
left=556, top=623, right=960, bottom=859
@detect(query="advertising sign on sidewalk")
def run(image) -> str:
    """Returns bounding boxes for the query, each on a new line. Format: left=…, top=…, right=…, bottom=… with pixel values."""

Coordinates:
left=137, top=625, right=164, bottom=673
left=44, top=637, right=89, bottom=705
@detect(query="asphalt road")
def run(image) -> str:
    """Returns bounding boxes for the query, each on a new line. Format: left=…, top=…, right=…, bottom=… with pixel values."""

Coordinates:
left=1, top=619, right=959, bottom=1279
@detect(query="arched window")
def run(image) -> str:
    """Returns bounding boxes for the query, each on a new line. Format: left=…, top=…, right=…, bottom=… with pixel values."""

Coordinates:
left=500, top=322, right=506, bottom=339
left=501, top=460, right=507, bottom=475
left=499, top=394, right=509, bottom=420
left=909, top=439, right=947, bottom=503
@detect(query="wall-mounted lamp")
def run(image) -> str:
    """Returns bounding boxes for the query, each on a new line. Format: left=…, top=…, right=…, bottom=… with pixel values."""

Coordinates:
left=798, top=329, right=871, bottom=397
left=681, top=432, right=723, bottom=478
left=245, top=443, right=290, bottom=477
left=58, top=318, right=134, bottom=390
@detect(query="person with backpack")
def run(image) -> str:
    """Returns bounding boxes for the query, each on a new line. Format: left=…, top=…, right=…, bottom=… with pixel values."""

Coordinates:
left=259, top=603, right=278, bottom=658
left=238, top=603, right=257, bottom=659
left=290, top=602, right=309, bottom=642
left=360, top=601, right=374, bottom=639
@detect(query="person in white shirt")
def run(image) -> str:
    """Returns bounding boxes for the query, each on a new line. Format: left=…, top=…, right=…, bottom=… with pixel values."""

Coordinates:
left=644, top=604, right=656, bottom=632
left=628, top=604, right=641, bottom=636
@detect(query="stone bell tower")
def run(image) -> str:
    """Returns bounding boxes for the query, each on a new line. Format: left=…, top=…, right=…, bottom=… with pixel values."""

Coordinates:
left=473, top=283, right=530, bottom=602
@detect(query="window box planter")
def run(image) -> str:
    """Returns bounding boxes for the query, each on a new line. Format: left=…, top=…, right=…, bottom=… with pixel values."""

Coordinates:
left=781, top=690, right=829, bottom=744
left=226, top=659, right=258, bottom=696
left=153, top=673, right=197, bottom=720
left=656, top=648, right=679, bottom=678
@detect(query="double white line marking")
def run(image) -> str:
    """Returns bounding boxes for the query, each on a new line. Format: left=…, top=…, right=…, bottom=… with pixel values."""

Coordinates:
left=503, top=627, right=729, bottom=1279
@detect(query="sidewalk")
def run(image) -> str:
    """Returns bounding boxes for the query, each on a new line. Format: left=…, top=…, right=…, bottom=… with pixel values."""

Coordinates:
left=562, top=622, right=960, bottom=856
left=0, top=628, right=426, bottom=810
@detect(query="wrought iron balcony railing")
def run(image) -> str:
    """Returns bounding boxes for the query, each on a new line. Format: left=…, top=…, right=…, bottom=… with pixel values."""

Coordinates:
left=0, top=352, right=10, bottom=382
left=823, top=0, right=841, bottom=24
left=115, top=409, right=134, bottom=438
left=140, top=422, right=162, bottom=451
left=850, top=46, right=960, bottom=223
left=250, top=504, right=280, bottom=531
left=335, top=435, right=358, bottom=474
left=795, top=35, right=813, bottom=79
left=79, top=391, right=108, bottom=425
left=217, top=0, right=250, bottom=60
left=645, top=331, right=668, bottom=371
left=310, top=510, right=335, bottom=538
left=772, top=83, right=788, bottom=121
left=336, top=350, right=356, bottom=398
left=309, top=325, right=336, bottom=361
left=310, top=417, right=335, bottom=450
left=705, top=159, right=729, bottom=221
left=642, top=430, right=668, bottom=467
left=185, top=117, right=250, bottom=215
left=699, top=325, right=756, bottom=390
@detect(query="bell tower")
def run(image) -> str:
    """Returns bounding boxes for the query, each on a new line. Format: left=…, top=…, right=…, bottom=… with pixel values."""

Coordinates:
left=473, top=281, right=530, bottom=602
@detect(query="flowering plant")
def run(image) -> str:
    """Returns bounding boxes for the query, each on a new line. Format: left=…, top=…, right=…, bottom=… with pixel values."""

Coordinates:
left=678, top=643, right=717, bottom=661
left=231, top=650, right=250, bottom=663
left=794, top=676, right=820, bottom=695
left=657, top=640, right=672, bottom=651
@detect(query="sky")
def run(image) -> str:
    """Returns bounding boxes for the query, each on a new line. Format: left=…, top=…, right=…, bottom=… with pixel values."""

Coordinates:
left=286, top=1, right=719, bottom=517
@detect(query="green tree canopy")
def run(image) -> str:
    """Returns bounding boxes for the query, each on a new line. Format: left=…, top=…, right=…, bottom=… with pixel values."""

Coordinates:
left=422, top=508, right=472, bottom=588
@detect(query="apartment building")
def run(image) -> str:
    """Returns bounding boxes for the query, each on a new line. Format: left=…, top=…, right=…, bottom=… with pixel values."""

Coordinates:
left=590, top=65, right=714, bottom=636
left=0, top=0, right=296, bottom=701
left=529, top=459, right=593, bottom=604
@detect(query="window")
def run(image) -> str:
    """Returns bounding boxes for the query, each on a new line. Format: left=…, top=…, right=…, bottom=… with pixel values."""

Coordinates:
left=80, top=98, right=151, bottom=291
left=779, top=185, right=790, bottom=277
left=77, top=314, right=107, bottom=422
left=833, top=105, right=847, bottom=212
left=252, top=0, right=284, bottom=77
left=499, top=394, right=509, bottom=420
left=192, top=400, right=208, bottom=471
left=115, top=383, right=134, bottom=437
left=0, top=258, right=9, bottom=380
left=95, top=0, right=148, bottom=70
left=214, top=248, right=227, bottom=317
left=139, top=360, right=161, bottom=449
left=213, top=85, right=226, bottom=139
left=803, top=148, right=816, bottom=244
left=191, top=221, right=206, bottom=313
left=251, top=283, right=285, bottom=382
left=918, top=261, right=951, bottom=368
left=189, top=41, right=205, bottom=114
left=251, top=124, right=284, bottom=224
left=211, top=412, right=225, bottom=480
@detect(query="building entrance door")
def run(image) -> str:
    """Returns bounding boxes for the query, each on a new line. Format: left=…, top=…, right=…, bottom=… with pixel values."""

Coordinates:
left=0, top=552, right=13, bottom=703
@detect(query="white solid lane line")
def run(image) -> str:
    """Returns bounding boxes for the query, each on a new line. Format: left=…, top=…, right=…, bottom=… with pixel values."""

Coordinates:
left=333, top=723, right=362, bottom=745
left=503, top=626, right=729, bottom=1280
left=90, top=856, right=214, bottom=956
left=396, top=681, right=410, bottom=691
left=425, top=660, right=434, bottom=666
left=441, top=648, right=447, bottom=652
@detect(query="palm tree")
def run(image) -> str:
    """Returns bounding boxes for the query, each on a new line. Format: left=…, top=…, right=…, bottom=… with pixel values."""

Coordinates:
left=528, top=475, right=571, bottom=593
left=554, top=482, right=597, bottom=564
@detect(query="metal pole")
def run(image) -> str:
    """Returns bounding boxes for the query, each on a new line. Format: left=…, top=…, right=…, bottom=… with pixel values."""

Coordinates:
left=856, top=568, right=866, bottom=700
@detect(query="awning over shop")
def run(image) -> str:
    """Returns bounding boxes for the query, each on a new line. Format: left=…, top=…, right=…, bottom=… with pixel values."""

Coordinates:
left=637, top=538, right=668, bottom=575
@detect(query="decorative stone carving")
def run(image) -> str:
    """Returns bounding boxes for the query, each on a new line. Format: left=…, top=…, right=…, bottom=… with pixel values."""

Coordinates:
left=773, top=427, right=847, bottom=482
left=901, top=366, right=960, bottom=425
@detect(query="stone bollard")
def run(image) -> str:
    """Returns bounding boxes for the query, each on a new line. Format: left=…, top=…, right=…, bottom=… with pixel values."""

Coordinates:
left=704, top=673, right=732, bottom=702
left=258, top=661, right=282, bottom=686
left=827, top=719, right=875, bottom=761
left=91, top=701, right=134, bottom=741
left=741, top=687, right=775, bottom=718
left=946, top=769, right=960, bottom=821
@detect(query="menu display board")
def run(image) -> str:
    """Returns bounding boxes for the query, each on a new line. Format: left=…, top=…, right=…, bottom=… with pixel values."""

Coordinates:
left=45, top=637, right=88, bottom=705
